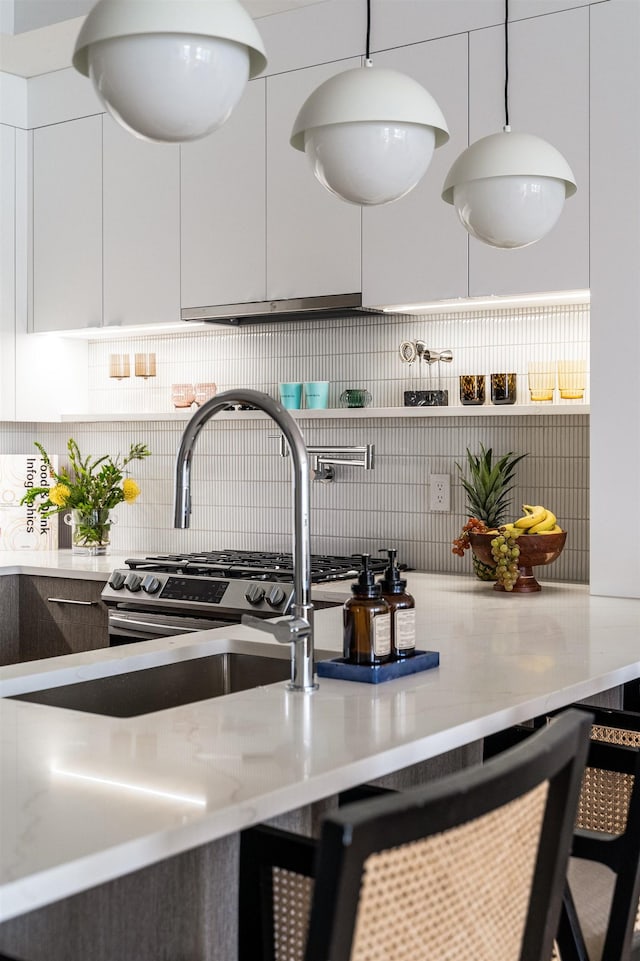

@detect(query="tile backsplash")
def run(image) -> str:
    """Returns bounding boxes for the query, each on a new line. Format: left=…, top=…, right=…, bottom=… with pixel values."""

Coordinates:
left=87, top=304, right=590, bottom=415
left=3, top=304, right=589, bottom=582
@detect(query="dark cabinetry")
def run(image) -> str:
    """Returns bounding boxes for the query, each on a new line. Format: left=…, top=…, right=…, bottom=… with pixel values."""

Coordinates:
left=0, top=575, right=109, bottom=665
left=0, top=575, right=20, bottom=665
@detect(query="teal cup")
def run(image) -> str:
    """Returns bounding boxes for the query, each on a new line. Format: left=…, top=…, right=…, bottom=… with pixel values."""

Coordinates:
left=304, top=381, right=330, bottom=409
left=279, top=382, right=303, bottom=409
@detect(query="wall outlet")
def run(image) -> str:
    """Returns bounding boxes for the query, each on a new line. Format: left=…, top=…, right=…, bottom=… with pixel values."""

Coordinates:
left=429, top=473, right=451, bottom=512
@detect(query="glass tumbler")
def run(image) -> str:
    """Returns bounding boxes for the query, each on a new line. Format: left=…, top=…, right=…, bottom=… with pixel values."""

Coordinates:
left=528, top=363, right=555, bottom=402
left=171, top=384, right=195, bottom=408
left=194, top=383, right=217, bottom=406
left=557, top=360, right=586, bottom=400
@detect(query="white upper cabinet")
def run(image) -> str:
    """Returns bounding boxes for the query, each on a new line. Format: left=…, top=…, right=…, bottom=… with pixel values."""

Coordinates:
left=181, top=79, right=266, bottom=309
left=361, top=33, right=469, bottom=308
left=103, top=116, right=180, bottom=327
left=32, top=115, right=102, bottom=331
left=467, top=6, right=589, bottom=296
left=0, top=124, right=16, bottom=417
left=266, top=60, right=362, bottom=300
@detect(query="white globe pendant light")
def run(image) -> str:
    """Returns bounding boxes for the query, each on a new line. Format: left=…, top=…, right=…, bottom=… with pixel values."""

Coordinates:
left=73, top=0, right=267, bottom=144
left=441, top=0, right=576, bottom=248
left=442, top=129, right=576, bottom=248
left=290, top=0, right=448, bottom=207
left=291, top=63, right=449, bottom=206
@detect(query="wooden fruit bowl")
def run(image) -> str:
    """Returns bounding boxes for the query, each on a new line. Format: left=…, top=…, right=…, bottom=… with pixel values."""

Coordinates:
left=468, top=530, right=567, bottom=593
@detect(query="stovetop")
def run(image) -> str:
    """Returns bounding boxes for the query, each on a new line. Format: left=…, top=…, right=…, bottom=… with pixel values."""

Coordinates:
left=122, top=550, right=388, bottom=584
left=101, top=550, right=401, bottom=621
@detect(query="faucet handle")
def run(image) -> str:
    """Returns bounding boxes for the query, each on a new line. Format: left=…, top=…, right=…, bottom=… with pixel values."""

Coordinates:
left=242, top=614, right=311, bottom=645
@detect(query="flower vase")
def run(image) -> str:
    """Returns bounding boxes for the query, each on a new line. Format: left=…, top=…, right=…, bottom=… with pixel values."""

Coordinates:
left=64, top=509, right=116, bottom=555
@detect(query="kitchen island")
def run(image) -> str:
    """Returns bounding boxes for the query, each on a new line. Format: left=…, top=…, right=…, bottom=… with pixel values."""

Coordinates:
left=1, top=551, right=639, bottom=960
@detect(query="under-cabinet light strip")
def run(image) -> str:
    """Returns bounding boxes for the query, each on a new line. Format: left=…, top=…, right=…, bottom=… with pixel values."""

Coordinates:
left=378, top=289, right=590, bottom=314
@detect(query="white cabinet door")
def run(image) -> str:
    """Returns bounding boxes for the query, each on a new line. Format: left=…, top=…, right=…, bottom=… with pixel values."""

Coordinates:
left=181, top=78, right=266, bottom=309
left=0, top=124, right=16, bottom=417
left=32, top=115, right=102, bottom=331
left=103, top=116, right=180, bottom=327
left=362, top=33, right=469, bottom=308
left=467, top=6, right=589, bottom=296
left=266, top=60, right=362, bottom=300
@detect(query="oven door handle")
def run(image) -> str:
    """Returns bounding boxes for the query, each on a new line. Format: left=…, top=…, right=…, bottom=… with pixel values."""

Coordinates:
left=108, top=614, right=203, bottom=636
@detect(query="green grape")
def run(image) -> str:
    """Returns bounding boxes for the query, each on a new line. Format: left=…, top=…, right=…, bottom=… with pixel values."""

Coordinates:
left=490, top=528, right=522, bottom=591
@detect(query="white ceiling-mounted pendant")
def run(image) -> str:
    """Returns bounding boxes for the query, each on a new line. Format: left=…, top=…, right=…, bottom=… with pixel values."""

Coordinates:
left=442, top=128, right=577, bottom=248
left=72, top=0, right=267, bottom=144
left=441, top=0, right=576, bottom=248
left=291, top=62, right=449, bottom=206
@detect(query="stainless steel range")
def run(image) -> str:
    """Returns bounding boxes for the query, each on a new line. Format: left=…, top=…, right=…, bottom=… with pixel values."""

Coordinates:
left=102, top=550, right=387, bottom=644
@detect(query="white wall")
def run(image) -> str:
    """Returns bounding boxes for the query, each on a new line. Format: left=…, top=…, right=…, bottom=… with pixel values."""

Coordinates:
left=589, top=0, right=640, bottom=598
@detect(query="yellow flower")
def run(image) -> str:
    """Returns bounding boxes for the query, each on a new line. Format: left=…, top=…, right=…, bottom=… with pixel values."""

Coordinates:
left=49, top=483, right=71, bottom=507
left=122, top=478, right=140, bottom=503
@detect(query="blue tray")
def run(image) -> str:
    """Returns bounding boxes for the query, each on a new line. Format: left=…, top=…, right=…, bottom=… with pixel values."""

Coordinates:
left=317, top=649, right=439, bottom=684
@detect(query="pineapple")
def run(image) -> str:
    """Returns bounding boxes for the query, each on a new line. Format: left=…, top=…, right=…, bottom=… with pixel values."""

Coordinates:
left=455, top=444, right=527, bottom=580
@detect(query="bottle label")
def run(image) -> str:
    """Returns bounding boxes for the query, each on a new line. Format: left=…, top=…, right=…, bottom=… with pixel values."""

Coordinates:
left=371, top=612, right=391, bottom=657
left=394, top=609, right=416, bottom=651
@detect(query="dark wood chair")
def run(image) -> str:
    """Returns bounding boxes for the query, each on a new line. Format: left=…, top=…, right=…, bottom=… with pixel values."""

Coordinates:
left=485, top=704, right=640, bottom=961
left=553, top=705, right=640, bottom=961
left=239, top=708, right=592, bottom=961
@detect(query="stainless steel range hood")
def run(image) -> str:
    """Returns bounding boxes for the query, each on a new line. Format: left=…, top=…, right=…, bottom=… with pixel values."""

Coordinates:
left=181, top=293, right=370, bottom=326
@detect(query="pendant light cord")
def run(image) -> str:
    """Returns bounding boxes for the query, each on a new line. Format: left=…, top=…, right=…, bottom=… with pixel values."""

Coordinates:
left=365, top=0, right=371, bottom=63
left=504, top=0, right=510, bottom=129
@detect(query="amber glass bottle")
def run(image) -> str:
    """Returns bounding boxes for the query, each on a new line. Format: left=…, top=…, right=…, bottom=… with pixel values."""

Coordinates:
left=343, top=554, right=391, bottom=666
left=379, top=548, right=416, bottom=659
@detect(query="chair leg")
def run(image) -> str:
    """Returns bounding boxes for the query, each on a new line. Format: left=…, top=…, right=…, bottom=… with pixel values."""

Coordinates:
left=555, top=884, right=591, bottom=961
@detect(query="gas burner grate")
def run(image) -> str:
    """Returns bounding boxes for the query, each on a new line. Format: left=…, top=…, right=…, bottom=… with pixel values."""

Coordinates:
left=125, top=550, right=390, bottom=583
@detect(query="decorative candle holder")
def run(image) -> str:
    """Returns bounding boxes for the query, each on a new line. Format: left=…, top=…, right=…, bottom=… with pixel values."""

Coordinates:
left=134, top=353, right=156, bottom=379
left=109, top=354, right=130, bottom=379
left=460, top=374, right=485, bottom=406
left=490, top=373, right=517, bottom=405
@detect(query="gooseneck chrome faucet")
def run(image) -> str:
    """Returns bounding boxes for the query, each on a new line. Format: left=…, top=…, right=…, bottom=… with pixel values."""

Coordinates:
left=173, top=388, right=317, bottom=692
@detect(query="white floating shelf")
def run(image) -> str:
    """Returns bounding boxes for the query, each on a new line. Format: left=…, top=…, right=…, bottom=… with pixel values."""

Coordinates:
left=58, top=404, right=590, bottom=423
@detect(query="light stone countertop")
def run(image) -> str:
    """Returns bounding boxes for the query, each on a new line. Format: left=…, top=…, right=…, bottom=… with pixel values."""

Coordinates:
left=1, top=551, right=639, bottom=923
left=0, top=549, right=131, bottom=581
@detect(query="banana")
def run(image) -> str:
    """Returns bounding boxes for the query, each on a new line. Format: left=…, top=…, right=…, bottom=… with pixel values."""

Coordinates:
left=529, top=509, right=557, bottom=533
left=537, top=525, right=563, bottom=535
left=514, top=505, right=547, bottom=530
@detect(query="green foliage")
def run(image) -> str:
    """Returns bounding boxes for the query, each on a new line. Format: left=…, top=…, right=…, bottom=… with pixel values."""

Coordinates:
left=20, top=439, right=151, bottom=517
left=455, top=443, right=527, bottom=528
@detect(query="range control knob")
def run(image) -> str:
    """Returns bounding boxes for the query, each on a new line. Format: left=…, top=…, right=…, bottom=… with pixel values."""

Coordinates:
left=108, top=571, right=126, bottom=590
left=266, top=585, right=286, bottom=608
left=142, top=575, right=161, bottom=595
left=124, top=573, right=142, bottom=593
left=245, top=584, right=266, bottom=605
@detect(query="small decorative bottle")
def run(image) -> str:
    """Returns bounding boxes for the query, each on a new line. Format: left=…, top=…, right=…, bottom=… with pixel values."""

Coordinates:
left=378, top=548, right=416, bottom=659
left=343, top=554, right=391, bottom=667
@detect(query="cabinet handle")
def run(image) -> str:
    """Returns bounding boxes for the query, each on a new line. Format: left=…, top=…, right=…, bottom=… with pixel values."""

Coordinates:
left=47, top=597, right=97, bottom=606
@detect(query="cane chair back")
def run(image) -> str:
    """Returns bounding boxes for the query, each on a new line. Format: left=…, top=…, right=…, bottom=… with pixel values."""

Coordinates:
left=239, top=708, right=591, bottom=961
left=555, top=706, right=640, bottom=961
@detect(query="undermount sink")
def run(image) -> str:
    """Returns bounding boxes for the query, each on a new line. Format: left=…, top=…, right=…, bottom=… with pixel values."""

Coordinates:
left=8, top=651, right=293, bottom=718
